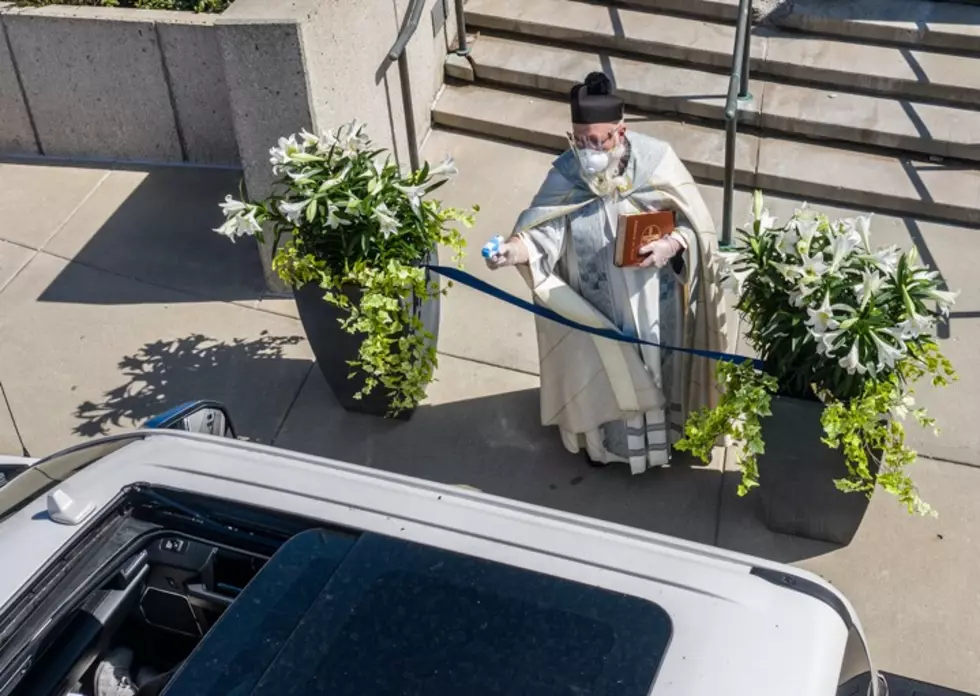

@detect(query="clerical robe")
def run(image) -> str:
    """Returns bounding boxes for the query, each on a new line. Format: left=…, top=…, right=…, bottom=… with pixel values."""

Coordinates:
left=513, top=133, right=728, bottom=474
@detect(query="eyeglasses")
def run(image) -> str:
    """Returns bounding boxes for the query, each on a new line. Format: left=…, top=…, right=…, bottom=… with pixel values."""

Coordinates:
left=566, top=124, right=622, bottom=150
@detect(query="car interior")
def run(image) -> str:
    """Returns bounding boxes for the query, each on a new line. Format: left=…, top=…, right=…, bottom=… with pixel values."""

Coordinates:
left=0, top=485, right=672, bottom=696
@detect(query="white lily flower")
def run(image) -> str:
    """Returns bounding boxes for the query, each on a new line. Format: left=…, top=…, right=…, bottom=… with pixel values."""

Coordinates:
left=219, top=195, right=247, bottom=218
left=242, top=211, right=262, bottom=234
left=751, top=189, right=764, bottom=222
left=871, top=330, right=906, bottom=370
left=772, top=261, right=802, bottom=281
left=854, top=215, right=873, bottom=251
left=373, top=202, right=399, bottom=238
left=338, top=119, right=369, bottom=155
left=395, top=183, right=425, bottom=215
left=776, top=226, right=800, bottom=256
left=796, top=217, right=819, bottom=246
left=869, top=246, right=901, bottom=275
left=429, top=155, right=458, bottom=178
left=758, top=209, right=778, bottom=234
left=892, top=311, right=935, bottom=339
left=722, top=268, right=752, bottom=296
left=789, top=285, right=817, bottom=308
left=214, top=210, right=261, bottom=242
left=806, top=293, right=854, bottom=335
left=839, top=340, right=868, bottom=375
left=715, top=250, right=740, bottom=274
left=299, top=129, right=319, bottom=148
left=285, top=169, right=314, bottom=184
left=799, top=253, right=828, bottom=284
left=817, top=329, right=844, bottom=357
left=827, top=230, right=860, bottom=271
left=213, top=217, right=239, bottom=239
left=269, top=135, right=302, bottom=173
left=854, top=269, right=884, bottom=307
left=912, top=267, right=940, bottom=283
left=313, top=129, right=339, bottom=156
left=806, top=294, right=841, bottom=334
left=278, top=199, right=308, bottom=226
left=925, top=287, right=960, bottom=314
left=326, top=203, right=350, bottom=230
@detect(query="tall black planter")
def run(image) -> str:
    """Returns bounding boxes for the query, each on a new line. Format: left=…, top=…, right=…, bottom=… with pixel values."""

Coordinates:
left=757, top=396, right=873, bottom=546
left=292, top=259, right=440, bottom=420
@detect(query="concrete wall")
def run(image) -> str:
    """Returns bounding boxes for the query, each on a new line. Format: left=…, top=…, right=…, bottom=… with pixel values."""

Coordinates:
left=0, top=2, right=36, bottom=155
left=217, top=0, right=459, bottom=289
left=0, top=4, right=237, bottom=165
left=0, top=0, right=457, bottom=288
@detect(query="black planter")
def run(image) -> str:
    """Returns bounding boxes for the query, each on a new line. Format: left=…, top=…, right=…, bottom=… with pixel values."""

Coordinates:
left=757, top=396, right=874, bottom=546
left=292, top=259, right=441, bottom=420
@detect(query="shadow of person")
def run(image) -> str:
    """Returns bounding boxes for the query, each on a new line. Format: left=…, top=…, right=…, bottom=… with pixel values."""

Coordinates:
left=273, top=368, right=834, bottom=563
left=73, top=332, right=308, bottom=443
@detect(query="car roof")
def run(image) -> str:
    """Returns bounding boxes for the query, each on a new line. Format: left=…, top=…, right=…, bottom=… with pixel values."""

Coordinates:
left=0, top=432, right=851, bottom=696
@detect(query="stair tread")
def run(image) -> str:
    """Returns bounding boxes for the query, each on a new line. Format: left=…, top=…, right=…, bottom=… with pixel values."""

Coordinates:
left=623, top=0, right=980, bottom=52
left=465, top=0, right=980, bottom=105
left=464, top=33, right=980, bottom=160
left=433, top=83, right=980, bottom=224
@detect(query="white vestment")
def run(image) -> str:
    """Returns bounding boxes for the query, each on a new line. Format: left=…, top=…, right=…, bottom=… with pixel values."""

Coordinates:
left=512, top=133, right=729, bottom=475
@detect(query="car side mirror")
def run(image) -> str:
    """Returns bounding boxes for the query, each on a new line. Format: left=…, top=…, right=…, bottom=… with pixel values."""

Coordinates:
left=144, top=401, right=237, bottom=439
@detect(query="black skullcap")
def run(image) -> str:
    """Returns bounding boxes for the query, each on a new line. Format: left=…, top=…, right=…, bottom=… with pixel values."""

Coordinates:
left=570, top=72, right=624, bottom=125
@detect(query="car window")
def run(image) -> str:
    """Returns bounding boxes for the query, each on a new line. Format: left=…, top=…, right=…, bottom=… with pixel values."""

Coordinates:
left=0, top=465, right=30, bottom=490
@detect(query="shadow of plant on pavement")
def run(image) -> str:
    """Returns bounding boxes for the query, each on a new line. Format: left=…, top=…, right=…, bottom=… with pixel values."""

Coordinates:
left=73, top=332, right=307, bottom=439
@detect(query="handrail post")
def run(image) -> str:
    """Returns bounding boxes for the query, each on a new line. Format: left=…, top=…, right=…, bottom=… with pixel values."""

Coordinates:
left=738, top=0, right=752, bottom=100
left=722, top=117, right=737, bottom=247
left=454, top=0, right=470, bottom=56
left=398, top=53, right=421, bottom=172
left=721, top=0, right=753, bottom=247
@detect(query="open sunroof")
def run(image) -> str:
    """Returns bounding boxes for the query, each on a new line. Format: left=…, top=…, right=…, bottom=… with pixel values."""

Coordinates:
left=164, top=528, right=672, bottom=696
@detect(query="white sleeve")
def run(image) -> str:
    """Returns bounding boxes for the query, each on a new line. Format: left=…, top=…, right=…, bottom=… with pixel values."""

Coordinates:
left=516, top=217, right=566, bottom=289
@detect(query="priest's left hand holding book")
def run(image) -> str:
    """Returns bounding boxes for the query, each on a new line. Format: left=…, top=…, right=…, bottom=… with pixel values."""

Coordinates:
left=480, top=70, right=728, bottom=476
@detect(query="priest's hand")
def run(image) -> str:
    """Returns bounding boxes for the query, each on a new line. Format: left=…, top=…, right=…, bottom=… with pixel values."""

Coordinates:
left=485, top=237, right=529, bottom=270
left=639, top=236, right=684, bottom=269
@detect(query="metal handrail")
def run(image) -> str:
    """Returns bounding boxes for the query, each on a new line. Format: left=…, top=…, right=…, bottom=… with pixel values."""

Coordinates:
left=721, top=0, right=754, bottom=246
left=387, top=0, right=470, bottom=172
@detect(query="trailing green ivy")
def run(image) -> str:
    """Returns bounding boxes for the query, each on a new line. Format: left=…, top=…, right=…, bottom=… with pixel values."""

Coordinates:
left=676, top=360, right=777, bottom=496
left=216, top=122, right=476, bottom=416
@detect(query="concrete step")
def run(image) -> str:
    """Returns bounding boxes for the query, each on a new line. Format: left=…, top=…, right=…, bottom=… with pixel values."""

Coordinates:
left=432, top=83, right=980, bottom=225
left=465, top=0, right=980, bottom=107
left=617, top=0, right=980, bottom=53
left=452, top=33, right=980, bottom=162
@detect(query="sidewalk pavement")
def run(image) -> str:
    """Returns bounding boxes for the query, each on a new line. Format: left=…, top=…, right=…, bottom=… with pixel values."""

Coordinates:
left=0, top=132, right=978, bottom=691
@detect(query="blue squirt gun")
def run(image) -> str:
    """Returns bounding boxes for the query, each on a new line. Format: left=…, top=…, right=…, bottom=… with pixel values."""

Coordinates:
left=482, top=236, right=505, bottom=260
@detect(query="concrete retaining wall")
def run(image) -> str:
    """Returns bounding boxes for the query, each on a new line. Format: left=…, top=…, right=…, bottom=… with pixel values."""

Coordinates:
left=218, top=0, right=459, bottom=290
left=1, top=0, right=459, bottom=291
left=0, top=3, right=238, bottom=165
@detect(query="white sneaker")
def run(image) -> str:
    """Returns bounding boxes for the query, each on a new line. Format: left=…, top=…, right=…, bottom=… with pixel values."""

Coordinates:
left=94, top=647, right=138, bottom=696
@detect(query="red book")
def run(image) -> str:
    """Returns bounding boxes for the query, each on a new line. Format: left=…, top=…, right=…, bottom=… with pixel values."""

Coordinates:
left=614, top=210, right=676, bottom=267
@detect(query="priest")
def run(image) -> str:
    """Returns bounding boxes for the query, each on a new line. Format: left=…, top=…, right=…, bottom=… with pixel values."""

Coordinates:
left=485, top=71, right=729, bottom=474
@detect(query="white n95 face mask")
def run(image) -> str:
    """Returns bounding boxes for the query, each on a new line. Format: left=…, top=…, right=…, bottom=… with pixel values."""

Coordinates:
left=578, top=149, right=612, bottom=176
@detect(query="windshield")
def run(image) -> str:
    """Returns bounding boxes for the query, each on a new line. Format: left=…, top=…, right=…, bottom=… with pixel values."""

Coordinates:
left=0, top=435, right=144, bottom=521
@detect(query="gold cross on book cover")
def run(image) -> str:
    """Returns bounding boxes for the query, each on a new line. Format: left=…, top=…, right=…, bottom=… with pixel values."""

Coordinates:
left=614, top=210, right=677, bottom=267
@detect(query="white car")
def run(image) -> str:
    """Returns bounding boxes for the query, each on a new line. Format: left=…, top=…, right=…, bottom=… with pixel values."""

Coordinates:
left=0, top=402, right=884, bottom=696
